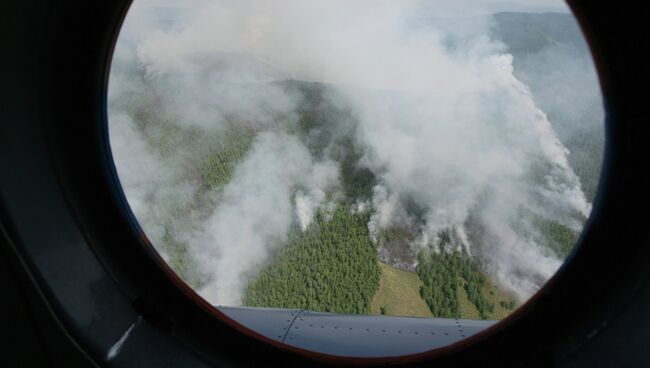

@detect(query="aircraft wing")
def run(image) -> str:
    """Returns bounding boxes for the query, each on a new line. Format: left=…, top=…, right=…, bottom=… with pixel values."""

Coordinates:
left=218, top=306, right=496, bottom=357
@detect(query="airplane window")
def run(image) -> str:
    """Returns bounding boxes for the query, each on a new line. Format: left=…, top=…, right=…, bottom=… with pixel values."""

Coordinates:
left=107, top=0, right=604, bottom=356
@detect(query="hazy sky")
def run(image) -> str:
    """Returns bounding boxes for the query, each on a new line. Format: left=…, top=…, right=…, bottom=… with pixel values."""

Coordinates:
left=138, top=0, right=570, bottom=20
left=416, top=0, right=570, bottom=16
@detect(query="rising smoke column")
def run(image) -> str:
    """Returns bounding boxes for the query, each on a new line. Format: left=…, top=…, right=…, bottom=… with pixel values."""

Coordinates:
left=347, top=48, right=590, bottom=298
left=189, top=132, right=339, bottom=305
left=109, top=0, right=595, bottom=304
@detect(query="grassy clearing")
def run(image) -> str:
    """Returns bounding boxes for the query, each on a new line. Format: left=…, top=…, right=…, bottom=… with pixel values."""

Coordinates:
left=482, top=278, right=518, bottom=320
left=458, top=277, right=518, bottom=320
left=457, top=280, right=480, bottom=319
left=370, top=262, right=432, bottom=317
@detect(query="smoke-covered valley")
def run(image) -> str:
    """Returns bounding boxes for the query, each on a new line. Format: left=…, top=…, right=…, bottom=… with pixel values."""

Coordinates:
left=108, top=0, right=603, bottom=316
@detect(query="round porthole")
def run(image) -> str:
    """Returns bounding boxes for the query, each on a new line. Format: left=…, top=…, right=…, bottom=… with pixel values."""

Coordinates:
left=2, top=0, right=649, bottom=366
left=107, top=0, right=604, bottom=359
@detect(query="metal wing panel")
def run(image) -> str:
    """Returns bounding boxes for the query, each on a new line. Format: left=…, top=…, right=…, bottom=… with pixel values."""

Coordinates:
left=218, top=307, right=496, bottom=357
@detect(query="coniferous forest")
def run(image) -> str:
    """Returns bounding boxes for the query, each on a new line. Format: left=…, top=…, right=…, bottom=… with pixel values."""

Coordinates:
left=244, top=207, right=380, bottom=314
left=110, top=12, right=602, bottom=321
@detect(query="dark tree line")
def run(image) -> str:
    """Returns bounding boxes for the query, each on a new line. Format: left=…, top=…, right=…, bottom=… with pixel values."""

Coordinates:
left=532, top=215, right=580, bottom=259
left=197, top=130, right=254, bottom=190
left=416, top=237, right=495, bottom=319
left=243, top=206, right=381, bottom=314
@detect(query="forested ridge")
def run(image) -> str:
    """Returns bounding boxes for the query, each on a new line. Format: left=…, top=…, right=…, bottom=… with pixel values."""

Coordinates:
left=122, top=75, right=589, bottom=320
left=123, top=76, right=586, bottom=319
left=416, top=249, right=494, bottom=319
left=113, top=11, right=603, bottom=318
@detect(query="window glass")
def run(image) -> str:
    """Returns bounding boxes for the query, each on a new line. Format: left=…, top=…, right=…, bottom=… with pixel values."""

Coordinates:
left=109, top=0, right=603, bottom=325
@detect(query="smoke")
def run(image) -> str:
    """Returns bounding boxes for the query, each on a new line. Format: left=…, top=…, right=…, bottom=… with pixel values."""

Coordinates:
left=347, top=55, right=590, bottom=296
left=108, top=112, right=198, bottom=264
left=190, top=132, right=339, bottom=305
left=109, top=0, right=599, bottom=304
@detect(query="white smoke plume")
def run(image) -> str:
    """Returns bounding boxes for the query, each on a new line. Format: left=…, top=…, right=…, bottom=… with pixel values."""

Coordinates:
left=189, top=132, right=339, bottom=305
left=109, top=0, right=599, bottom=304
left=109, top=112, right=198, bottom=264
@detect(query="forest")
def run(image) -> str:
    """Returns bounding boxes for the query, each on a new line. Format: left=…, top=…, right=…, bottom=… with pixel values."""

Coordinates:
left=116, top=74, right=588, bottom=320
left=109, top=12, right=602, bottom=321
left=244, top=206, right=380, bottom=314
left=416, top=248, right=494, bottom=319
left=116, top=75, right=588, bottom=320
